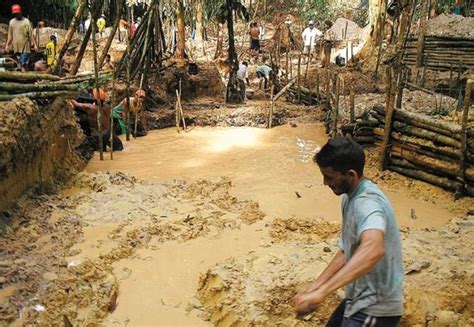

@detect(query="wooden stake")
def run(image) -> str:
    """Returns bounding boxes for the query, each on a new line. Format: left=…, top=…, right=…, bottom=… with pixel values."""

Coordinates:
left=110, top=71, right=116, bottom=160
left=91, top=0, right=103, bottom=160
left=125, top=6, right=132, bottom=141
left=316, top=71, right=320, bottom=103
left=297, top=54, right=301, bottom=102
left=396, top=68, right=405, bottom=109
left=268, top=85, right=274, bottom=129
left=349, top=88, right=355, bottom=123
left=379, top=66, right=398, bottom=170
left=286, top=49, right=289, bottom=80
left=456, top=79, right=472, bottom=199
left=304, top=37, right=312, bottom=82
left=332, top=76, right=340, bottom=138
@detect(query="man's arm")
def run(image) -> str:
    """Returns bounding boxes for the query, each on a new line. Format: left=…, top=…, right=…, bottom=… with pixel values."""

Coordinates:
left=5, top=24, right=12, bottom=51
left=293, top=229, right=385, bottom=314
left=300, top=249, right=345, bottom=293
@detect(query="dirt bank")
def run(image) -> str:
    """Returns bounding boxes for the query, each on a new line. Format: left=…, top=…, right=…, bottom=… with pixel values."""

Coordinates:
left=0, top=98, right=90, bottom=216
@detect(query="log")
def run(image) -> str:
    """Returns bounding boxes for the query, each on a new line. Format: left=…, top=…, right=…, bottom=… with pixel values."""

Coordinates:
left=0, top=71, right=60, bottom=81
left=374, top=127, right=471, bottom=162
left=274, top=78, right=296, bottom=101
left=0, top=91, right=79, bottom=101
left=373, top=104, right=462, bottom=137
left=392, top=121, right=461, bottom=148
left=390, top=146, right=463, bottom=178
left=388, top=164, right=474, bottom=196
left=0, top=82, right=80, bottom=92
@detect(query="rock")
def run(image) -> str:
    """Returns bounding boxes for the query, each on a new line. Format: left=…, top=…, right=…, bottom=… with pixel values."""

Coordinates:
left=42, top=272, right=58, bottom=281
left=323, top=246, right=332, bottom=253
left=406, top=261, right=431, bottom=274
left=436, top=310, right=459, bottom=326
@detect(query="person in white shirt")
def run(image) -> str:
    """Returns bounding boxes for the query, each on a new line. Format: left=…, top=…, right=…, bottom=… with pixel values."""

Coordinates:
left=236, top=61, right=249, bottom=102
left=301, top=20, right=322, bottom=63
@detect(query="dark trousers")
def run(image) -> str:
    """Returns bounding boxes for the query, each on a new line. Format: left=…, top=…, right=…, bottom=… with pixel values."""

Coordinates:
left=237, top=79, right=246, bottom=102
left=327, top=300, right=401, bottom=327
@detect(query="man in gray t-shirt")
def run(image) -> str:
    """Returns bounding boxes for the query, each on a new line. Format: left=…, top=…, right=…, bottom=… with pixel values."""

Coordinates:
left=293, top=137, right=403, bottom=326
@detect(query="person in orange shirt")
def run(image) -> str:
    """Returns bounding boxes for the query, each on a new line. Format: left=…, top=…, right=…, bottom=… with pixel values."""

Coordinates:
left=248, top=22, right=260, bottom=54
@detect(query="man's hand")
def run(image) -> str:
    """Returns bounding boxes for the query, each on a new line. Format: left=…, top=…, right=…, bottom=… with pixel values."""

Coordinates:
left=33, top=44, right=39, bottom=52
left=292, top=289, right=325, bottom=316
left=5, top=44, right=10, bottom=52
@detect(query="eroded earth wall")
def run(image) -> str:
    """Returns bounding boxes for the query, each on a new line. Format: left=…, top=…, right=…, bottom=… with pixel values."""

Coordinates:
left=0, top=97, right=89, bottom=214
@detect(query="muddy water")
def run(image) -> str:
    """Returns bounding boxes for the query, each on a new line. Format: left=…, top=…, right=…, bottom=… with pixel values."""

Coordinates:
left=81, top=124, right=455, bottom=325
left=87, top=124, right=452, bottom=227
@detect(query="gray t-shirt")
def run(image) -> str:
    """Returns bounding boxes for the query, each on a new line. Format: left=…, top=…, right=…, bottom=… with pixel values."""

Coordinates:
left=339, top=179, right=403, bottom=317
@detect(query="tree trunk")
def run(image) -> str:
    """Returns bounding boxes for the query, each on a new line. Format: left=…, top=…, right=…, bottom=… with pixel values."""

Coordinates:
left=52, top=0, right=88, bottom=73
left=175, top=0, right=186, bottom=59
left=225, top=0, right=241, bottom=104
left=195, top=0, right=203, bottom=44
left=416, top=0, right=429, bottom=67
left=70, top=22, right=93, bottom=75
left=214, top=23, right=224, bottom=59
left=98, top=0, right=123, bottom=68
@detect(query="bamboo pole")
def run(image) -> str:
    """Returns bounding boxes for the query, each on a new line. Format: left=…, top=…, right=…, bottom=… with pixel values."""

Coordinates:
left=91, top=1, right=103, bottom=161
left=0, top=82, right=80, bottom=92
left=98, top=0, right=122, bottom=68
left=0, top=71, right=60, bottom=81
left=0, top=91, right=79, bottom=101
left=316, top=71, right=320, bottom=103
left=286, top=49, right=289, bottom=80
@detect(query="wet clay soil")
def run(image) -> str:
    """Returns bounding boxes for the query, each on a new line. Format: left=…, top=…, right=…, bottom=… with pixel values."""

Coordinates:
left=1, top=124, right=472, bottom=326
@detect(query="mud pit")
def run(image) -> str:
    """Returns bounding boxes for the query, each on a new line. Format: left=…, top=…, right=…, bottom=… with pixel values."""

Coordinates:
left=1, top=125, right=473, bottom=326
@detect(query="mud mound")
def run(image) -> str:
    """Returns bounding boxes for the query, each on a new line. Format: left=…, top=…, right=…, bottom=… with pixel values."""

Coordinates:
left=197, top=216, right=474, bottom=326
left=197, top=242, right=341, bottom=326
left=0, top=172, right=266, bottom=325
left=270, top=217, right=339, bottom=242
left=426, top=14, right=474, bottom=40
left=0, top=98, right=88, bottom=212
left=326, top=18, right=362, bottom=41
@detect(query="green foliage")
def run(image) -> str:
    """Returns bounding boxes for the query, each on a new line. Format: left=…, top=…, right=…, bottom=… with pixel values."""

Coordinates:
left=296, top=0, right=332, bottom=24
left=203, top=0, right=249, bottom=24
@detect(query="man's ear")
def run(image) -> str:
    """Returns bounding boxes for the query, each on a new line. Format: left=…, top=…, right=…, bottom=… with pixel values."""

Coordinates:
left=347, top=169, right=359, bottom=179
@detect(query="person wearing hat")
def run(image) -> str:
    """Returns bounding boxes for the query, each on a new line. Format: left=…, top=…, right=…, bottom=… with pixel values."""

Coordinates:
left=97, top=14, right=106, bottom=37
left=5, top=4, right=38, bottom=72
left=301, top=20, right=322, bottom=64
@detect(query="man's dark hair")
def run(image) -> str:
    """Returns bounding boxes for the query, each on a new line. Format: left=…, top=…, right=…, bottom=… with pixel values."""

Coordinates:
left=314, top=137, right=365, bottom=176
